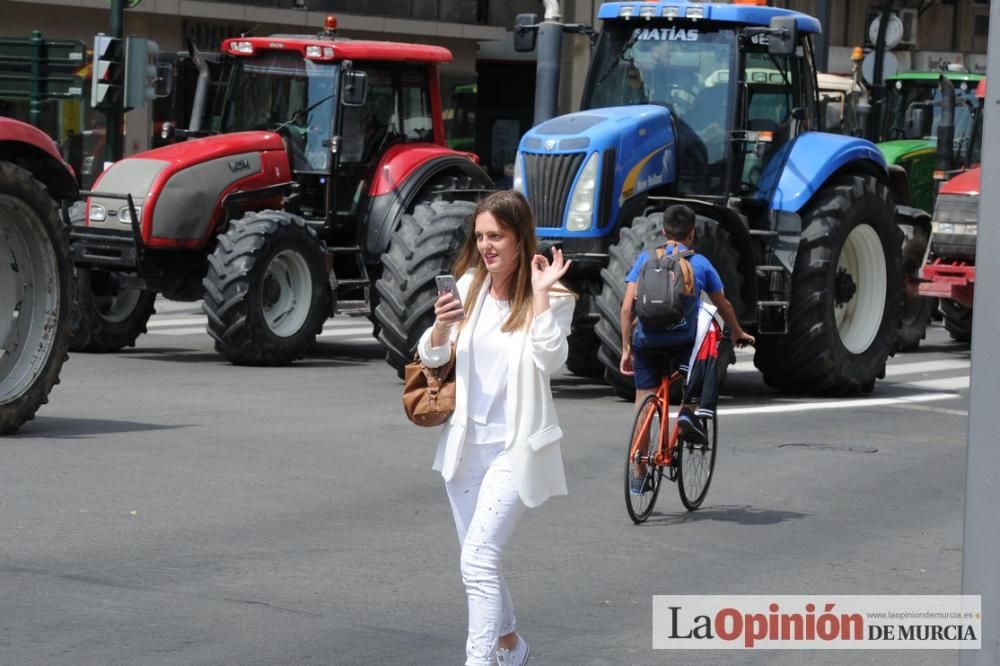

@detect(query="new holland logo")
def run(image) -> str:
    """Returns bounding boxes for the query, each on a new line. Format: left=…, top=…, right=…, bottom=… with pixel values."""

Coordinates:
left=228, top=159, right=251, bottom=172
left=544, top=140, right=557, bottom=151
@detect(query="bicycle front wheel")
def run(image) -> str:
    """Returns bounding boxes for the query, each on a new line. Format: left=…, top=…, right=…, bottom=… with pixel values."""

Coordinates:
left=677, top=414, right=718, bottom=510
left=625, top=395, right=663, bottom=524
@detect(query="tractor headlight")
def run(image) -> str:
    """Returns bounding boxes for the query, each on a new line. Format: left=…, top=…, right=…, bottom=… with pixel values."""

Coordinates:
left=118, top=205, right=142, bottom=225
left=566, top=152, right=598, bottom=232
left=932, top=222, right=978, bottom=236
left=618, top=5, right=635, bottom=19
left=513, top=152, right=525, bottom=194
left=88, top=203, right=107, bottom=222
left=685, top=6, right=705, bottom=19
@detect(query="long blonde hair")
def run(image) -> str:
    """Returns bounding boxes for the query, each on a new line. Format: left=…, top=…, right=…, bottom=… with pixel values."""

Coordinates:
left=452, top=190, right=538, bottom=332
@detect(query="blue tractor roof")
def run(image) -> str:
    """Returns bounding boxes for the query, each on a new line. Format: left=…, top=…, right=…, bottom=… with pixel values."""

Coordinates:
left=597, top=2, right=822, bottom=33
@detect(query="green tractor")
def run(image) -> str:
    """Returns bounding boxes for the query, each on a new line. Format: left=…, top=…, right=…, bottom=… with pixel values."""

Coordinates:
left=876, top=71, right=984, bottom=212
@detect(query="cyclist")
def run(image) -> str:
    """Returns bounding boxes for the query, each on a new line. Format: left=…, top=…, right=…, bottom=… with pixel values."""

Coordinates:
left=619, top=205, right=754, bottom=456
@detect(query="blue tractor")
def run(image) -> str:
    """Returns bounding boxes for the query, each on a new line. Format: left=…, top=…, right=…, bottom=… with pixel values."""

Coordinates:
left=511, top=1, right=913, bottom=396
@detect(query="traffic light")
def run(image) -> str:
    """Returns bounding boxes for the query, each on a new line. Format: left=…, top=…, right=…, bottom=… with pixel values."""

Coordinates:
left=90, top=34, right=124, bottom=109
left=124, top=37, right=160, bottom=110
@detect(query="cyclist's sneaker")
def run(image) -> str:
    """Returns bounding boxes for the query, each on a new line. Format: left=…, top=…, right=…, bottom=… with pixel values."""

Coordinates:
left=496, top=633, right=530, bottom=665
left=630, top=471, right=654, bottom=495
left=677, top=409, right=707, bottom=446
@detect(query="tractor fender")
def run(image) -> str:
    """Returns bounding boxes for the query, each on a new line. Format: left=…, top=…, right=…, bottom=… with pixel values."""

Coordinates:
left=364, top=144, right=492, bottom=259
left=0, top=117, right=78, bottom=200
left=764, top=132, right=887, bottom=213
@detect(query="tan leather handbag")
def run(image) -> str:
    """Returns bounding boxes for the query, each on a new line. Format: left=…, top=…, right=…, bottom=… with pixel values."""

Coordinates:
left=402, top=346, right=456, bottom=427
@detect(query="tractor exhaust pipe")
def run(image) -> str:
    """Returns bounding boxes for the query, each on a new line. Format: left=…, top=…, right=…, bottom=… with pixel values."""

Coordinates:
left=188, top=41, right=210, bottom=133
left=534, top=1, right=563, bottom=125
left=934, top=75, right=955, bottom=187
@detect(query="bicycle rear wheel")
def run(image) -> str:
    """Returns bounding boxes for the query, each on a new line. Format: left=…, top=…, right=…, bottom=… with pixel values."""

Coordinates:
left=677, top=414, right=718, bottom=510
left=625, top=395, right=663, bottom=524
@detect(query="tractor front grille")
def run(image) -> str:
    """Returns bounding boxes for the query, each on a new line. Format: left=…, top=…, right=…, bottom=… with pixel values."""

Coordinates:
left=522, top=152, right=586, bottom=229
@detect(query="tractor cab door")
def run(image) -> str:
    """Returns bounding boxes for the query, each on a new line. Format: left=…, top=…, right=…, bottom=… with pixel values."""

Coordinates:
left=737, top=33, right=818, bottom=196
left=330, top=64, right=434, bottom=234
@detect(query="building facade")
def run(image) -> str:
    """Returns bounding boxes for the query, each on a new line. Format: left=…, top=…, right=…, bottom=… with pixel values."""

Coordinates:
left=3, top=0, right=990, bottom=180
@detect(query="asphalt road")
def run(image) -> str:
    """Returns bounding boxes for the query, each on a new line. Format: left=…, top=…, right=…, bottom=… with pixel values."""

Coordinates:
left=0, top=301, right=973, bottom=665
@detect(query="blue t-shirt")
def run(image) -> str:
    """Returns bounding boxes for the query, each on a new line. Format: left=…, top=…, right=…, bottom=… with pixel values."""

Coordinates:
left=625, top=243, right=724, bottom=348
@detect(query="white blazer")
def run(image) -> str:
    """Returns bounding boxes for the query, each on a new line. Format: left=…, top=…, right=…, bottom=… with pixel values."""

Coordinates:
left=417, top=271, right=575, bottom=508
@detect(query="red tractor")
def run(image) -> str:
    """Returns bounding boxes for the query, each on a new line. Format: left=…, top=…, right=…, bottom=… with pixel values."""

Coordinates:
left=0, top=117, right=75, bottom=434
left=918, top=165, right=979, bottom=342
left=70, top=18, right=493, bottom=368
left=915, top=78, right=986, bottom=343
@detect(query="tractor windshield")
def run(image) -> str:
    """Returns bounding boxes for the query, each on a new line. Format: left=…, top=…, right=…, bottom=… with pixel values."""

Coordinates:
left=221, top=52, right=339, bottom=172
left=584, top=22, right=735, bottom=187
left=880, top=79, right=980, bottom=147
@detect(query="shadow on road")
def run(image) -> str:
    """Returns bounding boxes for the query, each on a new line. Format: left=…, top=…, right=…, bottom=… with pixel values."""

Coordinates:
left=5, top=416, right=188, bottom=439
left=641, top=504, right=809, bottom=527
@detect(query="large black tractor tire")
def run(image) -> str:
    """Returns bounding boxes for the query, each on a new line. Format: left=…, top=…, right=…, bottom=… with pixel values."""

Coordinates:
left=203, top=210, right=330, bottom=365
left=566, top=286, right=605, bottom=379
left=896, top=293, right=936, bottom=352
left=753, top=175, right=902, bottom=395
left=374, top=200, right=473, bottom=375
left=0, top=160, right=72, bottom=434
left=894, top=222, right=934, bottom=352
left=940, top=300, right=972, bottom=343
left=69, top=268, right=157, bottom=352
left=594, top=214, right=742, bottom=400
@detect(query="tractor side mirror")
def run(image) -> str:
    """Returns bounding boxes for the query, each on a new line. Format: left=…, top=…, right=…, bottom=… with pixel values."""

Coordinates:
left=514, top=13, right=539, bottom=53
left=155, top=63, right=174, bottom=98
left=820, top=95, right=844, bottom=133
left=768, top=16, right=797, bottom=56
left=342, top=70, right=368, bottom=107
left=904, top=102, right=932, bottom=139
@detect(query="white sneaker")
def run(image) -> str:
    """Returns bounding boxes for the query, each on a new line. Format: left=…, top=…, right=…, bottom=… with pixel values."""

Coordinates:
left=496, top=634, right=529, bottom=665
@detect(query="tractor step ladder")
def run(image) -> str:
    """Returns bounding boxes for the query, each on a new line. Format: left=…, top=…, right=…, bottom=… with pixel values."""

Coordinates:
left=327, top=245, right=371, bottom=316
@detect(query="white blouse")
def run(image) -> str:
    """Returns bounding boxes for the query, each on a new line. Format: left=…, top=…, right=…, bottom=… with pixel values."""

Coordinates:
left=467, top=294, right=511, bottom=444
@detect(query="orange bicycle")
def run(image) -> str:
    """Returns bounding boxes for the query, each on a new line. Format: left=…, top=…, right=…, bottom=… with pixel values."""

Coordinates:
left=624, top=365, right=717, bottom=524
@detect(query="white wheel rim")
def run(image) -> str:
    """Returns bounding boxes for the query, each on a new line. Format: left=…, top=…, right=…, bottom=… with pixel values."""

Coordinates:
left=835, top=224, right=886, bottom=354
left=261, top=249, right=312, bottom=337
left=0, top=197, right=60, bottom=404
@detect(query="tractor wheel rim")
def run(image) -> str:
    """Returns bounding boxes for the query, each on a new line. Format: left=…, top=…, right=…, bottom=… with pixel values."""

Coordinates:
left=92, top=274, right=142, bottom=324
left=834, top=223, right=886, bottom=354
left=0, top=196, right=59, bottom=404
left=261, top=249, right=312, bottom=337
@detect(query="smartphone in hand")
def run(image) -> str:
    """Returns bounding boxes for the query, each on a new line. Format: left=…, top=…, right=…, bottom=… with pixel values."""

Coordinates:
left=435, top=274, right=462, bottom=310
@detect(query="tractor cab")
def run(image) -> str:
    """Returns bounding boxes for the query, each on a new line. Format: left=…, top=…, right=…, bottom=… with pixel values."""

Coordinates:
left=580, top=12, right=816, bottom=202
left=217, top=26, right=449, bottom=230
left=880, top=72, right=984, bottom=145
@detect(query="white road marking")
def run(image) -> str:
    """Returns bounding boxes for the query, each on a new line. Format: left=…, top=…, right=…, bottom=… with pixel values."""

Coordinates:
left=883, top=359, right=970, bottom=377
left=146, top=316, right=209, bottom=328
left=898, top=376, right=970, bottom=391
left=705, top=392, right=961, bottom=417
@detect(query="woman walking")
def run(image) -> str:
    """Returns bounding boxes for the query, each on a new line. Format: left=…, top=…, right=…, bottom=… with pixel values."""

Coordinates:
left=416, top=190, right=574, bottom=665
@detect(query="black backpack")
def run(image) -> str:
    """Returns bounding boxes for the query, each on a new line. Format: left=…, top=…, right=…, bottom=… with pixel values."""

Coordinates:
left=635, top=244, right=696, bottom=331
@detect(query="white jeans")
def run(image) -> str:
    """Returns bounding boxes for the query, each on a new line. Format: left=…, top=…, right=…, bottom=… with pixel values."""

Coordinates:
left=445, top=442, right=526, bottom=666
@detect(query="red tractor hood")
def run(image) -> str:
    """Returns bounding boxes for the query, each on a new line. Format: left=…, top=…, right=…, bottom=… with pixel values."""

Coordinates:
left=88, top=131, right=291, bottom=249
left=140, top=131, right=287, bottom=166
left=940, top=167, right=980, bottom=196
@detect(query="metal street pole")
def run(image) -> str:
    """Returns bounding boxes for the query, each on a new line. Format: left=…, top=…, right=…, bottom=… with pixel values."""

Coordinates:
left=105, top=0, right=124, bottom=162
left=959, top=7, right=1000, bottom=665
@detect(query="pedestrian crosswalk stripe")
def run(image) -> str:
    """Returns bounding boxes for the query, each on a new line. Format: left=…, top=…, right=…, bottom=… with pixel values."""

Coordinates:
left=898, top=376, right=970, bottom=391
left=883, top=359, right=969, bottom=377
